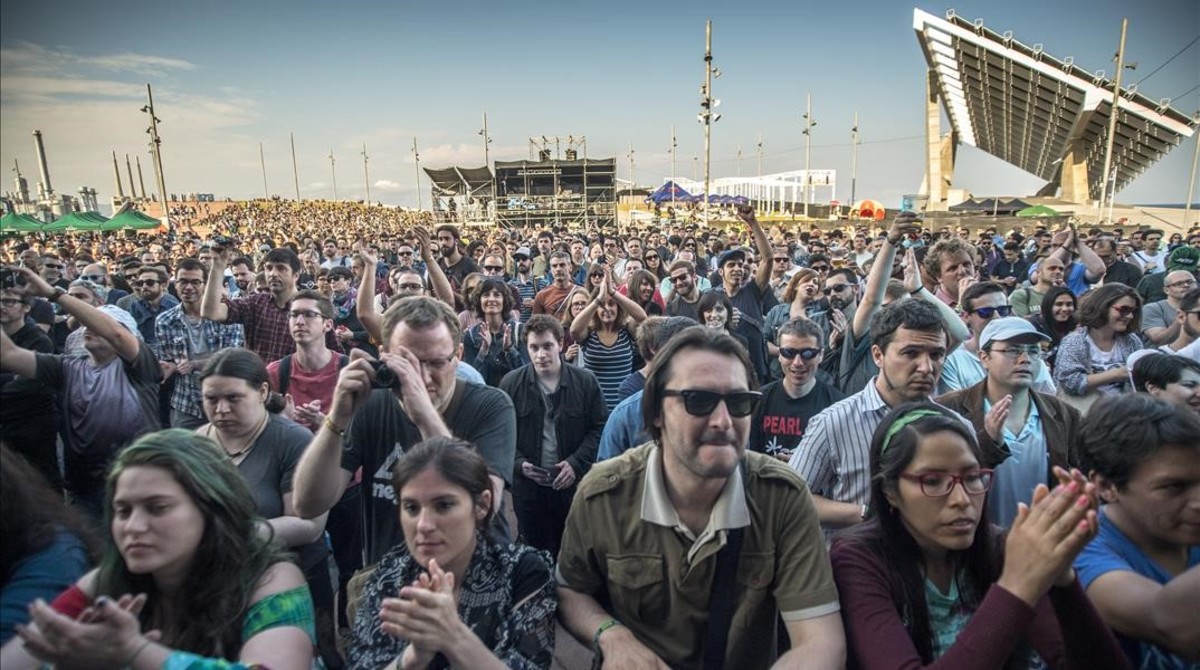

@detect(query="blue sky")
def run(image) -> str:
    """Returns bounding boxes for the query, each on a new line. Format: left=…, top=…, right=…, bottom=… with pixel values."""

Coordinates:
left=1, top=0, right=1196, bottom=211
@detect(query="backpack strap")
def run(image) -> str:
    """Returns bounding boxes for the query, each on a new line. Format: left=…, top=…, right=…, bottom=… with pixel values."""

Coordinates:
left=277, top=354, right=294, bottom=397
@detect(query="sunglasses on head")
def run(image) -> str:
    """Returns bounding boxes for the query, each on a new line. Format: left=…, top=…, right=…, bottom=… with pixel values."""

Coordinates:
left=661, top=389, right=762, bottom=417
left=779, top=347, right=821, bottom=361
left=969, top=305, right=1012, bottom=318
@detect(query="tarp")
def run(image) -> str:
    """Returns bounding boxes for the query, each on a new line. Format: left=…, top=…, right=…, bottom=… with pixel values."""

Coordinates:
left=102, top=210, right=161, bottom=231
left=949, top=197, right=1032, bottom=215
left=1016, top=204, right=1060, bottom=218
left=852, top=199, right=888, bottom=220
left=0, top=212, right=44, bottom=234
left=423, top=166, right=494, bottom=197
left=646, top=181, right=693, bottom=203
left=42, top=211, right=108, bottom=232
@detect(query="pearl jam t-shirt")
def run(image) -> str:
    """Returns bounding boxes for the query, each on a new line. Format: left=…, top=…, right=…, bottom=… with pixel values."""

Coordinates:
left=749, top=378, right=845, bottom=460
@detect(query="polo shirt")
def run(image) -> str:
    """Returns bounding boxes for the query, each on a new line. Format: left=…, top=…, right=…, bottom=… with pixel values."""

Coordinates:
left=982, top=397, right=1047, bottom=528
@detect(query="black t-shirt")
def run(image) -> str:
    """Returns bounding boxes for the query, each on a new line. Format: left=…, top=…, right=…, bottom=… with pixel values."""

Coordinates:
left=441, top=255, right=480, bottom=290
left=749, top=378, right=845, bottom=459
left=0, top=322, right=56, bottom=422
left=342, top=380, right=516, bottom=565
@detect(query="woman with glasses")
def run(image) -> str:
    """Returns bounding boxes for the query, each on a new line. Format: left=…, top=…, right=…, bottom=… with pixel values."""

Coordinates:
left=1027, top=287, right=1077, bottom=371
left=559, top=287, right=591, bottom=366
left=642, top=249, right=666, bottom=283
left=830, top=403, right=1125, bottom=670
left=1053, top=284, right=1144, bottom=410
left=569, top=272, right=647, bottom=411
left=764, top=269, right=828, bottom=381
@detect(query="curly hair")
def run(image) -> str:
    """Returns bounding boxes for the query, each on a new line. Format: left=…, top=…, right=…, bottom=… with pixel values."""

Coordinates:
left=469, top=277, right=516, bottom=319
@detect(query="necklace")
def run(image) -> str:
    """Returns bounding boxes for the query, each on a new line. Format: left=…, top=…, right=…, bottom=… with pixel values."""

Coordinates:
left=210, top=411, right=270, bottom=461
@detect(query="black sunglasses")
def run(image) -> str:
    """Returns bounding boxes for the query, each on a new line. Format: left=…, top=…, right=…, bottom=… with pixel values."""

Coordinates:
left=661, top=389, right=762, bottom=417
left=969, top=305, right=1012, bottom=318
left=779, top=347, right=821, bottom=361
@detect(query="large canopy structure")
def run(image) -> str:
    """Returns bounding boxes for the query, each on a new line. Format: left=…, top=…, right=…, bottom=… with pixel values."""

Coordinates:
left=423, top=166, right=494, bottom=198
left=43, top=211, right=108, bottom=232
left=103, top=210, right=161, bottom=231
left=0, top=212, right=44, bottom=234
left=913, top=8, right=1197, bottom=205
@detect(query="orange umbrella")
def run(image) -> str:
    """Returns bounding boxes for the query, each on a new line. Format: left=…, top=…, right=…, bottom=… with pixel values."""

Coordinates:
left=852, top=199, right=887, bottom=220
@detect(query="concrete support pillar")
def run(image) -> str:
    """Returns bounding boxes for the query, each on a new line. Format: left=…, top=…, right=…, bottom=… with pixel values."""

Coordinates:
left=1060, top=139, right=1090, bottom=204
left=924, top=69, right=946, bottom=211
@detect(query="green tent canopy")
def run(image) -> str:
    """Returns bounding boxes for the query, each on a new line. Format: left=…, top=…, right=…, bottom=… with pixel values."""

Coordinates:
left=1016, top=204, right=1060, bottom=218
left=42, top=211, right=108, bottom=232
left=102, top=210, right=162, bottom=231
left=0, top=212, right=45, bottom=234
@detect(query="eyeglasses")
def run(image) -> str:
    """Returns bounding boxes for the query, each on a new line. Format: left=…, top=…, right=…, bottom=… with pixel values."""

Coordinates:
left=483, top=265, right=505, bottom=272
left=288, top=309, right=327, bottom=321
left=1111, top=305, right=1137, bottom=317
left=81, top=274, right=106, bottom=283
left=0, top=298, right=25, bottom=307
left=774, top=257, right=789, bottom=262
left=419, top=353, right=457, bottom=371
left=822, top=284, right=851, bottom=295
left=134, top=279, right=160, bottom=287
left=176, top=279, right=203, bottom=287
left=661, top=389, right=762, bottom=418
left=669, top=274, right=691, bottom=284
left=987, top=345, right=1044, bottom=360
left=968, top=305, right=1012, bottom=318
left=810, top=265, right=830, bottom=273
left=899, top=469, right=994, bottom=497
left=645, top=255, right=659, bottom=261
left=1166, top=279, right=1197, bottom=289
left=779, top=347, right=821, bottom=361
left=43, top=263, right=64, bottom=270
left=396, top=282, right=424, bottom=291
left=397, top=251, right=414, bottom=256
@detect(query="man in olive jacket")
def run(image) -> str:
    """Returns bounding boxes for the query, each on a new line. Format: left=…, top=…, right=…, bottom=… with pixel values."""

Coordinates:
left=936, top=317, right=1081, bottom=528
left=499, top=314, right=608, bottom=555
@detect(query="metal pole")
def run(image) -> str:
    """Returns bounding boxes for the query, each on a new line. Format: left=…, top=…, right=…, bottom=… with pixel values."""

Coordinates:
left=362, top=144, right=371, bottom=205
left=412, top=138, right=422, bottom=211
left=628, top=142, right=635, bottom=193
left=328, top=148, right=338, bottom=200
left=702, top=19, right=713, bottom=226
left=259, top=142, right=268, bottom=198
left=481, top=112, right=490, bottom=168
left=757, top=132, right=763, bottom=177
left=803, top=93, right=814, bottom=218
left=1096, top=18, right=1128, bottom=224
left=737, top=145, right=742, bottom=176
left=670, top=125, right=677, bottom=211
left=851, top=112, right=860, bottom=206
left=144, top=84, right=170, bottom=233
left=1184, top=111, right=1200, bottom=227
left=290, top=132, right=300, bottom=201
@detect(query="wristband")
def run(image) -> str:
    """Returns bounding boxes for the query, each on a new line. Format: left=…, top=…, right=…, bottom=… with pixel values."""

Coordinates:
left=860, top=503, right=869, bottom=520
left=323, top=415, right=347, bottom=438
left=125, top=638, right=153, bottom=667
left=887, top=236, right=901, bottom=246
left=592, top=618, right=622, bottom=652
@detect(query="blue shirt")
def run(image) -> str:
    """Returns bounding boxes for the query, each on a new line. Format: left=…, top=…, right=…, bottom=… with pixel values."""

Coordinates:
left=1075, top=508, right=1200, bottom=669
left=982, top=397, right=1047, bottom=528
left=937, top=346, right=1057, bottom=397
left=597, top=390, right=647, bottom=461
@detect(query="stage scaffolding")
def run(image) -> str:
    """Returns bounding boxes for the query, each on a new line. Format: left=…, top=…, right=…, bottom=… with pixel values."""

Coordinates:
left=493, top=136, right=615, bottom=229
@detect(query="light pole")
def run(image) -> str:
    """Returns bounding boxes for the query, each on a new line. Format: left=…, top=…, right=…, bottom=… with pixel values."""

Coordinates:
left=670, top=125, right=677, bottom=210
left=628, top=142, right=635, bottom=193
left=259, top=142, right=268, bottom=198
left=290, top=132, right=300, bottom=201
left=698, top=19, right=722, bottom=226
left=802, top=93, right=816, bottom=218
left=479, top=112, right=492, bottom=168
left=1185, top=110, right=1200, bottom=226
left=756, top=132, right=763, bottom=177
left=362, top=143, right=371, bottom=205
left=850, top=112, right=860, bottom=206
left=328, top=148, right=338, bottom=200
left=737, top=145, right=742, bottom=176
left=1096, top=18, right=1130, bottom=224
left=412, top=137, right=422, bottom=211
left=140, top=84, right=170, bottom=233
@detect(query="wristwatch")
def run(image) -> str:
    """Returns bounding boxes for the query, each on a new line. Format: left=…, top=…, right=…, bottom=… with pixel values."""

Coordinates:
left=48, top=287, right=67, bottom=303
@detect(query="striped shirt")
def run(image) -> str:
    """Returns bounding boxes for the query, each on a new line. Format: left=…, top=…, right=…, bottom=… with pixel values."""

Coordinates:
left=789, top=379, right=973, bottom=526
left=583, top=329, right=634, bottom=412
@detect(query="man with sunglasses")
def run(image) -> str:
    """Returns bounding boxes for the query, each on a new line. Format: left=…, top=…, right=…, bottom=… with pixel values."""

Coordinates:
left=937, top=317, right=1081, bottom=528
left=119, top=266, right=179, bottom=351
left=939, top=282, right=1055, bottom=396
left=750, top=318, right=844, bottom=462
left=78, top=262, right=129, bottom=306
left=38, top=253, right=69, bottom=289
left=558, top=326, right=845, bottom=669
left=507, top=247, right=542, bottom=324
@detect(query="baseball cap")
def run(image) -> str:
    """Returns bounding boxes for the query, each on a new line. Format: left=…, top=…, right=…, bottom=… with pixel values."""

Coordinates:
left=512, top=247, right=532, bottom=260
left=1167, top=246, right=1199, bottom=272
left=717, top=248, right=746, bottom=267
left=979, top=317, right=1050, bottom=349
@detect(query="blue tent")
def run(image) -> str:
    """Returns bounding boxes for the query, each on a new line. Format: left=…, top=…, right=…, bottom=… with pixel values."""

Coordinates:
left=646, top=181, right=693, bottom=203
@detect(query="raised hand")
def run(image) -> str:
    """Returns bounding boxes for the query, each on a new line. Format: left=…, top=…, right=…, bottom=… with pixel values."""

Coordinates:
left=998, top=480, right=1099, bottom=606
left=984, top=394, right=1012, bottom=442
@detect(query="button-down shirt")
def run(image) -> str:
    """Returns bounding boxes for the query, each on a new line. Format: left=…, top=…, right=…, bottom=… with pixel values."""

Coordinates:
left=155, top=305, right=245, bottom=420
left=127, top=295, right=180, bottom=356
left=983, top=397, right=1047, bottom=528
left=222, top=292, right=341, bottom=364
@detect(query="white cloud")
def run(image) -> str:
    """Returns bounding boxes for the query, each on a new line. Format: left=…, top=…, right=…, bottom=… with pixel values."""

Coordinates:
left=0, top=41, right=196, bottom=77
left=83, top=53, right=196, bottom=75
left=373, top=179, right=403, bottom=191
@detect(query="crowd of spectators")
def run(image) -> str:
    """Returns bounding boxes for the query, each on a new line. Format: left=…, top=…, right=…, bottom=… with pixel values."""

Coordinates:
left=1, top=200, right=1198, bottom=669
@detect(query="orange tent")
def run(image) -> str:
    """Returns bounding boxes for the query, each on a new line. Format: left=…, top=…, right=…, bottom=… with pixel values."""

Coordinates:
left=852, top=199, right=887, bottom=220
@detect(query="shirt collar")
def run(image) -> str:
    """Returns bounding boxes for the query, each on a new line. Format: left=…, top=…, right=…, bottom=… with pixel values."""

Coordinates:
left=640, top=444, right=750, bottom=543
left=859, top=378, right=891, bottom=415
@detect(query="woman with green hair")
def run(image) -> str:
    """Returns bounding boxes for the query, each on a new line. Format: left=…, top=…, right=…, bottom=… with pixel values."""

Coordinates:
left=1, top=429, right=318, bottom=669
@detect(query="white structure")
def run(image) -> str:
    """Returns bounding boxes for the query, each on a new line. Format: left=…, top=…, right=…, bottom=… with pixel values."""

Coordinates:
left=673, top=169, right=836, bottom=213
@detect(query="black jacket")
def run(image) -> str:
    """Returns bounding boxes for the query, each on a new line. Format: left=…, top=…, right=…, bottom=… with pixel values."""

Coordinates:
left=499, top=362, right=608, bottom=495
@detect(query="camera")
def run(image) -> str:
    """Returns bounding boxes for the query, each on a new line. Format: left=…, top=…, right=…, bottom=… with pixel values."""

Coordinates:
left=370, top=360, right=401, bottom=389
left=1, top=268, right=25, bottom=290
left=211, top=235, right=237, bottom=249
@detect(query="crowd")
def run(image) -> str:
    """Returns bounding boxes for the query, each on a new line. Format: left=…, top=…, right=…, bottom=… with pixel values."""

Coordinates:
left=1, top=199, right=1198, bottom=670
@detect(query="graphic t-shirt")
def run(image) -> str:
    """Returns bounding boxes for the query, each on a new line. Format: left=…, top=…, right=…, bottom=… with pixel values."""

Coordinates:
left=749, top=379, right=845, bottom=459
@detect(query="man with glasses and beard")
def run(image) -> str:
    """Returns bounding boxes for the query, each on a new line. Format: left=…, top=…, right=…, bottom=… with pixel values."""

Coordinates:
left=507, top=247, right=542, bottom=323
left=121, top=266, right=179, bottom=352
left=750, top=318, right=844, bottom=462
left=664, top=259, right=704, bottom=322
left=557, top=326, right=845, bottom=669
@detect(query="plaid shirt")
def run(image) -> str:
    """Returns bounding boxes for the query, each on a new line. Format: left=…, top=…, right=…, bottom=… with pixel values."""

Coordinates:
left=223, top=292, right=343, bottom=364
left=155, top=305, right=245, bottom=420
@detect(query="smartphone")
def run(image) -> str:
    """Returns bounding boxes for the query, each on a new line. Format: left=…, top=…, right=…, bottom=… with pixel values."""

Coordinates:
left=1, top=268, right=25, bottom=290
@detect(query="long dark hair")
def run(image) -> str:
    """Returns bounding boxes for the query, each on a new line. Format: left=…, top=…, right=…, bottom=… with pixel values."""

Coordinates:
left=834, top=402, right=999, bottom=664
left=392, top=437, right=494, bottom=526
left=95, top=430, right=290, bottom=658
left=199, top=347, right=286, bottom=414
left=0, top=446, right=99, bottom=585
left=1038, top=286, right=1077, bottom=342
